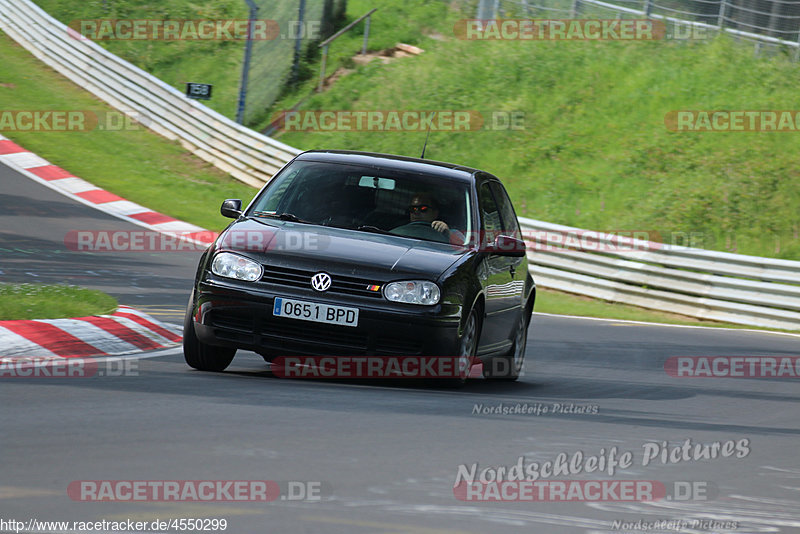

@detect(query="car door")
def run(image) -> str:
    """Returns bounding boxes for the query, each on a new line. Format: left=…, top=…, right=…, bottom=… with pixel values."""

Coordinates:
left=489, top=180, right=527, bottom=339
left=476, top=178, right=525, bottom=348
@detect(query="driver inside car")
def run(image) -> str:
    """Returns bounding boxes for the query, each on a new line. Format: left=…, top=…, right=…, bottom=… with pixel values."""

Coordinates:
left=391, top=193, right=465, bottom=244
left=409, top=193, right=449, bottom=232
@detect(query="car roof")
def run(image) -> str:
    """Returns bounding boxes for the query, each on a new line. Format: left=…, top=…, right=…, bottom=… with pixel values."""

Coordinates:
left=295, top=150, right=484, bottom=183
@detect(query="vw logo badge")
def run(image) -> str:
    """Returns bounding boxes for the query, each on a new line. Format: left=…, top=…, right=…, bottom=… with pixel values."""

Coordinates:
left=311, top=272, right=332, bottom=292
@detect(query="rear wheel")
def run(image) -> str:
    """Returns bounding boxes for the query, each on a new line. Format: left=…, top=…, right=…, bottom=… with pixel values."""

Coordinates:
left=484, top=308, right=528, bottom=381
left=183, top=292, right=236, bottom=372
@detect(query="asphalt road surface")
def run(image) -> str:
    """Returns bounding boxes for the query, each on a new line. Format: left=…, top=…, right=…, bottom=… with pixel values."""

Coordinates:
left=2, top=161, right=799, bottom=533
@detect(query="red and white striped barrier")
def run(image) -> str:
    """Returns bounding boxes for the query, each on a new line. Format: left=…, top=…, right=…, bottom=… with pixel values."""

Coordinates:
left=0, top=135, right=217, bottom=246
left=0, top=305, right=181, bottom=359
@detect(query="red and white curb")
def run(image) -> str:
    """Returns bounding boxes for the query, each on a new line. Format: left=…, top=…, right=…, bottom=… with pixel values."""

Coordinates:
left=0, top=305, right=182, bottom=360
left=0, top=134, right=217, bottom=246
left=0, top=135, right=206, bottom=362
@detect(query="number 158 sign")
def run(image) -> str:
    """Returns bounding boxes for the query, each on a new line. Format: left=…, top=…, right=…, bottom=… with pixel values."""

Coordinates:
left=186, top=83, right=212, bottom=100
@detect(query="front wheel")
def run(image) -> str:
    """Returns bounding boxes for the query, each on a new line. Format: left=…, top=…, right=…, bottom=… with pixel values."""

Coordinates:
left=436, top=308, right=479, bottom=388
left=484, top=309, right=528, bottom=381
left=183, top=292, right=236, bottom=372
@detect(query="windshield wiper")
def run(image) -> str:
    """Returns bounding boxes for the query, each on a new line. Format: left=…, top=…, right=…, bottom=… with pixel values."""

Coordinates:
left=356, top=225, right=393, bottom=235
left=252, top=211, right=311, bottom=224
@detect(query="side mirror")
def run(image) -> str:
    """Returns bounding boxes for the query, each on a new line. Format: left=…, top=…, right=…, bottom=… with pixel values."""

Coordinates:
left=221, top=199, right=243, bottom=219
left=483, top=235, right=527, bottom=257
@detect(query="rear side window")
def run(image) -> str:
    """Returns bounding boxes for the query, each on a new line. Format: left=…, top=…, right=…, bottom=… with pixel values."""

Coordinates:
left=489, top=181, right=521, bottom=239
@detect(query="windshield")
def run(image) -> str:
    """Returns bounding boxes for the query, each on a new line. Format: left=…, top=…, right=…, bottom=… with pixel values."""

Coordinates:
left=248, top=160, right=473, bottom=245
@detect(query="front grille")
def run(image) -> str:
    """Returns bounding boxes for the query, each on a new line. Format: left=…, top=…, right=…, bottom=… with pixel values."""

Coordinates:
left=207, top=310, right=256, bottom=345
left=260, top=265, right=383, bottom=298
left=209, top=310, right=254, bottom=332
left=374, top=334, right=424, bottom=355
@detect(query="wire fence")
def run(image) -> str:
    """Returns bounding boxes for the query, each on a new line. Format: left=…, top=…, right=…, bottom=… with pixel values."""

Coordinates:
left=243, top=0, right=346, bottom=126
left=480, top=0, right=800, bottom=55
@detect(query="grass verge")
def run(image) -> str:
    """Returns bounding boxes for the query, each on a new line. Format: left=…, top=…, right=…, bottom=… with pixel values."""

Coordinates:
left=0, top=284, right=117, bottom=320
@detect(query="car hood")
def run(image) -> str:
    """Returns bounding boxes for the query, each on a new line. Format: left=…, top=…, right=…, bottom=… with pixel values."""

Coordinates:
left=216, top=218, right=466, bottom=280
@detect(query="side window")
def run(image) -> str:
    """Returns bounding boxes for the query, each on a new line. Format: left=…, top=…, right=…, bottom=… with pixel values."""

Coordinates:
left=478, top=182, right=502, bottom=245
left=489, top=181, right=522, bottom=239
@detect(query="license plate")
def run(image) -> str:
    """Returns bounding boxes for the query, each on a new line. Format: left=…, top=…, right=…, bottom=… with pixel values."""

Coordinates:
left=273, top=297, right=359, bottom=327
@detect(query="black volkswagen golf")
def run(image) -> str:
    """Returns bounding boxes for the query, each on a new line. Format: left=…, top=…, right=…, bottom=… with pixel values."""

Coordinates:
left=184, top=150, right=535, bottom=384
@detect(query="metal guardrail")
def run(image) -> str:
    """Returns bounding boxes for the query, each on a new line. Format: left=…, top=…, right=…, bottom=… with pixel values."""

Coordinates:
left=0, top=0, right=300, bottom=188
left=519, top=217, right=800, bottom=330
left=2, top=0, right=799, bottom=330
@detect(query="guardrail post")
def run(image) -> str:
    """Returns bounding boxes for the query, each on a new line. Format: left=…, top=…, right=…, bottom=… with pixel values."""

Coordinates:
left=362, top=14, right=371, bottom=54
left=318, top=44, right=329, bottom=92
left=766, top=0, right=782, bottom=38
left=291, top=0, right=306, bottom=85
left=794, top=29, right=800, bottom=61
left=476, top=0, right=496, bottom=21
left=717, top=0, right=727, bottom=29
left=571, top=0, right=580, bottom=19
left=236, top=0, right=258, bottom=125
left=643, top=0, right=652, bottom=18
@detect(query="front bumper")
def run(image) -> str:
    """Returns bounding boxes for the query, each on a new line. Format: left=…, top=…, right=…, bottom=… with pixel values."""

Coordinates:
left=193, top=281, right=462, bottom=357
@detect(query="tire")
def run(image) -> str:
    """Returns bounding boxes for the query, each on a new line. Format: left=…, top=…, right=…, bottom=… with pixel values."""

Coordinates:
left=437, top=308, right=479, bottom=388
left=183, top=292, right=236, bottom=372
left=483, top=308, right=528, bottom=381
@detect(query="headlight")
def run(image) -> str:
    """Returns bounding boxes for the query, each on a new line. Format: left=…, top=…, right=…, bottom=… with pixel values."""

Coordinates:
left=211, top=252, right=263, bottom=282
left=384, top=281, right=440, bottom=305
